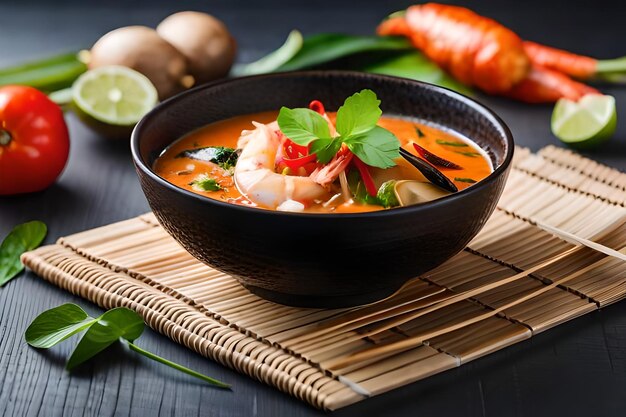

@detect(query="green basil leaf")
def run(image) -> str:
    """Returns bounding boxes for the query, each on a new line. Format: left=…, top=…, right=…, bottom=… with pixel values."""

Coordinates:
left=0, top=221, right=47, bottom=286
left=336, top=89, right=382, bottom=137
left=310, top=138, right=342, bottom=164
left=233, top=30, right=304, bottom=76
left=66, top=307, right=144, bottom=370
left=277, top=34, right=412, bottom=72
left=25, top=303, right=97, bottom=348
left=277, top=107, right=330, bottom=146
left=344, top=126, right=400, bottom=169
left=363, top=52, right=472, bottom=96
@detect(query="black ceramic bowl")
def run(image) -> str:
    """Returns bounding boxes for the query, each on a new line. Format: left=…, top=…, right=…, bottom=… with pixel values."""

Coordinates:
left=131, top=71, right=514, bottom=308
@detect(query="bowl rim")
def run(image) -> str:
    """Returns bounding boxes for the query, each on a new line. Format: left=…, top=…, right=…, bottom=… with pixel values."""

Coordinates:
left=131, top=70, right=515, bottom=219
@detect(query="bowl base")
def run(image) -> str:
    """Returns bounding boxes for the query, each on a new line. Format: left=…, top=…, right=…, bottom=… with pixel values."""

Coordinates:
left=243, top=283, right=402, bottom=308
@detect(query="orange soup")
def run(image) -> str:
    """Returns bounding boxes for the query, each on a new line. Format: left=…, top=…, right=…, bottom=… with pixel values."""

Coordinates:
left=154, top=111, right=492, bottom=213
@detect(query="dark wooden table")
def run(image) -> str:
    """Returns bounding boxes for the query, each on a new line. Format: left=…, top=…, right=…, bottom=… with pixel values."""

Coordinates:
left=1, top=1, right=625, bottom=416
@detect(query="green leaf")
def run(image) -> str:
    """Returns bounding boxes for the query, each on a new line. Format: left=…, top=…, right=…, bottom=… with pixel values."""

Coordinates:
left=344, top=126, right=400, bottom=169
left=277, top=34, right=412, bottom=72
left=376, top=180, right=400, bottom=208
left=455, top=177, right=477, bottom=183
left=310, top=138, right=342, bottom=164
left=66, top=307, right=144, bottom=370
left=0, top=221, right=47, bottom=286
left=363, top=52, right=472, bottom=96
left=336, top=89, right=382, bottom=137
left=189, top=174, right=223, bottom=192
left=25, top=303, right=97, bottom=348
left=277, top=107, right=330, bottom=146
left=234, top=30, right=303, bottom=76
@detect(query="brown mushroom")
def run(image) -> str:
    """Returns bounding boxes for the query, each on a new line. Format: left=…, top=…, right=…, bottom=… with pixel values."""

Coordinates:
left=157, top=11, right=236, bottom=84
left=89, top=26, right=191, bottom=100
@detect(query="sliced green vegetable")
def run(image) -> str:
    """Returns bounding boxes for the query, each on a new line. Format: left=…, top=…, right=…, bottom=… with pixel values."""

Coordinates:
left=454, top=151, right=481, bottom=157
left=376, top=180, right=400, bottom=208
left=362, top=52, right=472, bottom=95
left=436, top=140, right=468, bottom=147
left=276, top=34, right=412, bottom=72
left=454, top=177, right=477, bottom=183
left=234, top=30, right=303, bottom=76
left=176, top=146, right=239, bottom=170
left=0, top=221, right=47, bottom=287
left=0, top=52, right=87, bottom=92
left=189, top=175, right=223, bottom=192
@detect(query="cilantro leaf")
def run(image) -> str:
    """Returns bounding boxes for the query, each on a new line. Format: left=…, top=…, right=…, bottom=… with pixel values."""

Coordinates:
left=344, top=126, right=400, bottom=168
left=189, top=175, right=223, bottom=192
left=309, top=138, right=342, bottom=164
left=277, top=107, right=331, bottom=146
left=336, top=89, right=382, bottom=137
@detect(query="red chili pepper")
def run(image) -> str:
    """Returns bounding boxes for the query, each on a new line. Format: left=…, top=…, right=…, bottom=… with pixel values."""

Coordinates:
left=412, top=143, right=463, bottom=170
left=309, top=100, right=325, bottom=115
left=284, top=139, right=309, bottom=159
left=353, top=157, right=378, bottom=197
left=282, top=153, right=318, bottom=171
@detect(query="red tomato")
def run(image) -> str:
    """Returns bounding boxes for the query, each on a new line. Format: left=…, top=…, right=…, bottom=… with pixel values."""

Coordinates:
left=0, top=86, right=70, bottom=195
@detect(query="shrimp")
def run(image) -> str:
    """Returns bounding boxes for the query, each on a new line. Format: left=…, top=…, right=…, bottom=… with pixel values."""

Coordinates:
left=234, top=121, right=328, bottom=211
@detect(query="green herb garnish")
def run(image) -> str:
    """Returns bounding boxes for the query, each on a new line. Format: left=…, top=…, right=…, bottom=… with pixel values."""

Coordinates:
left=189, top=174, right=223, bottom=192
left=0, top=221, right=47, bottom=287
left=454, top=151, right=481, bottom=157
left=25, top=303, right=230, bottom=388
left=415, top=127, right=425, bottom=138
left=176, top=146, right=239, bottom=171
left=347, top=169, right=381, bottom=206
left=436, top=140, right=468, bottom=147
left=277, top=89, right=400, bottom=168
left=454, top=177, right=477, bottom=183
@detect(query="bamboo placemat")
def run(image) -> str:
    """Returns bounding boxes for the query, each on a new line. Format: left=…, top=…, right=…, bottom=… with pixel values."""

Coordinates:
left=22, top=145, right=626, bottom=410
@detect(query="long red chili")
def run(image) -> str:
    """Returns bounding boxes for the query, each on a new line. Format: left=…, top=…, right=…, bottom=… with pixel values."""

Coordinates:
left=282, top=153, right=318, bottom=170
left=353, top=157, right=378, bottom=197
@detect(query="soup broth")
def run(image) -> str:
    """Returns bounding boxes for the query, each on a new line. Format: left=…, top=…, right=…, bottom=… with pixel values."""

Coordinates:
left=154, top=111, right=492, bottom=213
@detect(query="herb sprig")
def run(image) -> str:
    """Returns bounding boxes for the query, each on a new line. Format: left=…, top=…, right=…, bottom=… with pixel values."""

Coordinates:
left=277, top=89, right=400, bottom=168
left=25, top=303, right=230, bottom=388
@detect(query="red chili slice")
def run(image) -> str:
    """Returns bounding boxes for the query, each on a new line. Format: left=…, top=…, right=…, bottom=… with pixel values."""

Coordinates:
left=412, top=143, right=463, bottom=170
left=353, top=157, right=378, bottom=197
left=309, top=100, right=325, bottom=115
left=282, top=153, right=318, bottom=171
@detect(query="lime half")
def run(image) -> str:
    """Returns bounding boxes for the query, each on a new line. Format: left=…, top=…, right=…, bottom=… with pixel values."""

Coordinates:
left=72, top=65, right=158, bottom=138
left=551, top=94, right=617, bottom=149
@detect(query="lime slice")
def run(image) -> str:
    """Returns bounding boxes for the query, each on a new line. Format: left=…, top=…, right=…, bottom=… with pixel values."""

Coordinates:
left=72, top=65, right=158, bottom=138
left=551, top=94, right=617, bottom=149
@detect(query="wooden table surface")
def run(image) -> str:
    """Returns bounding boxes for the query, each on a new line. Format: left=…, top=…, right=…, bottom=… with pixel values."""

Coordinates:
left=1, top=1, right=625, bottom=416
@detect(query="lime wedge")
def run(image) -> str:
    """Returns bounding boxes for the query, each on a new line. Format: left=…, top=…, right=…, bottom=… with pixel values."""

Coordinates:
left=72, top=65, right=158, bottom=138
left=551, top=94, right=617, bottom=149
